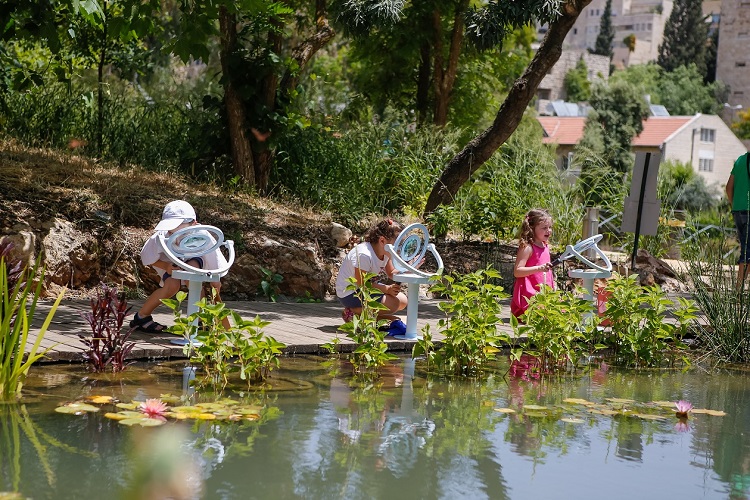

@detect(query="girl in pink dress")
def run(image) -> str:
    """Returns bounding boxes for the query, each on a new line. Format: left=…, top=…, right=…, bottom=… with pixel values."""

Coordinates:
left=511, top=209, right=554, bottom=319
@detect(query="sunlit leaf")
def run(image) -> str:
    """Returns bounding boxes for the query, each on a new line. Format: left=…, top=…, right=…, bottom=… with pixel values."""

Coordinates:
left=606, top=398, right=635, bottom=404
left=651, top=401, right=677, bottom=407
left=87, top=396, right=114, bottom=404
left=138, top=418, right=166, bottom=427
left=55, top=403, right=100, bottom=414
left=563, top=398, right=591, bottom=405
left=493, top=408, right=516, bottom=414
left=116, top=402, right=139, bottom=410
left=197, top=413, right=217, bottom=420
left=104, top=412, right=128, bottom=421
left=118, top=418, right=145, bottom=426
left=691, top=409, right=726, bottom=416
left=523, top=405, right=549, bottom=411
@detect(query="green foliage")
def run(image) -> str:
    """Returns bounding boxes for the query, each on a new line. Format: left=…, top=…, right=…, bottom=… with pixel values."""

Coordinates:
left=563, top=57, right=591, bottom=102
left=591, top=0, right=614, bottom=60
left=415, top=268, right=509, bottom=376
left=623, top=34, right=636, bottom=52
left=0, top=256, right=64, bottom=401
left=274, top=113, right=453, bottom=223
left=511, top=285, right=597, bottom=371
left=586, top=79, right=649, bottom=172
left=164, top=292, right=285, bottom=390
left=601, top=274, right=697, bottom=367
left=258, top=267, right=283, bottom=302
left=732, top=109, right=750, bottom=140
left=655, top=64, right=723, bottom=115
left=677, top=231, right=750, bottom=363
left=337, top=273, right=397, bottom=375
left=657, top=0, right=708, bottom=76
left=659, top=160, right=719, bottom=213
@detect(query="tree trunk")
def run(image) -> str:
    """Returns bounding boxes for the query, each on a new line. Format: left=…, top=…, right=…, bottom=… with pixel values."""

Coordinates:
left=219, top=6, right=255, bottom=186
left=432, top=0, right=468, bottom=127
left=423, top=0, right=592, bottom=215
left=416, top=42, right=431, bottom=124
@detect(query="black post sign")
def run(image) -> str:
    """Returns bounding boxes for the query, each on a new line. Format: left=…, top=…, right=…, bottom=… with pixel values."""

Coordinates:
left=621, top=152, right=662, bottom=270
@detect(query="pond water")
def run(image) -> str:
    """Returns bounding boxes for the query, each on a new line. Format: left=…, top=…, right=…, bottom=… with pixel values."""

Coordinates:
left=3, top=356, right=750, bottom=500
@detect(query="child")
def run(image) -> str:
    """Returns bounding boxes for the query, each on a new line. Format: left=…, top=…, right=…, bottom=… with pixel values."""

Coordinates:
left=511, top=209, right=554, bottom=319
left=335, top=218, right=408, bottom=323
left=130, top=200, right=228, bottom=333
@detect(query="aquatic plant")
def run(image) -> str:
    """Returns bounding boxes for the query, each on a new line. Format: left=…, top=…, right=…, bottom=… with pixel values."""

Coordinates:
left=0, top=253, right=64, bottom=401
left=601, top=273, right=697, bottom=368
left=417, top=267, right=509, bottom=376
left=338, top=273, right=397, bottom=375
left=675, top=400, right=693, bottom=417
left=139, top=399, right=169, bottom=419
left=164, top=292, right=285, bottom=390
left=512, top=284, right=596, bottom=372
left=78, top=284, right=135, bottom=373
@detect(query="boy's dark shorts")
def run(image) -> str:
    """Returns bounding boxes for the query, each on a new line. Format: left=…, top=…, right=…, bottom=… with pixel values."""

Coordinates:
left=162, top=257, right=204, bottom=282
left=733, top=211, right=750, bottom=264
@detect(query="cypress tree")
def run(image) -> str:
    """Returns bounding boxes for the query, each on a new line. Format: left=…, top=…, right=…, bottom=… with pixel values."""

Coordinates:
left=592, top=0, right=614, bottom=59
left=657, top=0, right=708, bottom=75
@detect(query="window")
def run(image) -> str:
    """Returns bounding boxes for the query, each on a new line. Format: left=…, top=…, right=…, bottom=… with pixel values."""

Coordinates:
left=700, top=128, right=715, bottom=143
left=537, top=89, right=551, bottom=100
left=648, top=23, right=652, bottom=30
left=737, top=62, right=747, bottom=67
left=699, top=159, right=714, bottom=172
left=740, top=32, right=750, bottom=39
left=573, top=28, right=578, bottom=34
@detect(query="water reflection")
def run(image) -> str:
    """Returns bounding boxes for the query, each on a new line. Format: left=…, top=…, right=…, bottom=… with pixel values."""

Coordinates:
left=4, top=359, right=750, bottom=498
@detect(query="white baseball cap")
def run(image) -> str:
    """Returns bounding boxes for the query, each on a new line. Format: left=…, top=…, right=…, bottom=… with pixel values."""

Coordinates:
left=154, top=200, right=197, bottom=231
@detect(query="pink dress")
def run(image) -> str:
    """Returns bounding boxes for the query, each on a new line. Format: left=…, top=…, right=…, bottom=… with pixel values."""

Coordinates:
left=511, top=242, right=554, bottom=318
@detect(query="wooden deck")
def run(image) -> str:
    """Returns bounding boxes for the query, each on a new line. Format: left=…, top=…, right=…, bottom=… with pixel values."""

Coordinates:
left=28, top=298, right=514, bottom=363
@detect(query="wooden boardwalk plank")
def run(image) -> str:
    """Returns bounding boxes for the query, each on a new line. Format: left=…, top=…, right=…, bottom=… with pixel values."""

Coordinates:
left=27, top=299, right=454, bottom=363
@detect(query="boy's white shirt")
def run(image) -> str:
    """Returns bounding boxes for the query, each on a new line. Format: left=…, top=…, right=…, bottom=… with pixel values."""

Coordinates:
left=140, top=229, right=228, bottom=285
left=335, top=241, right=389, bottom=298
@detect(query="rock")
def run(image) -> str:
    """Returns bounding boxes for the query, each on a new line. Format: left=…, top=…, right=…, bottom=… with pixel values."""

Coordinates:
left=41, top=218, right=100, bottom=288
left=331, top=222, right=352, bottom=248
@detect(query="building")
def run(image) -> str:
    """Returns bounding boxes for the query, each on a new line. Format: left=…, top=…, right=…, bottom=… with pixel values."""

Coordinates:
left=563, top=0, right=673, bottom=69
left=537, top=114, right=748, bottom=191
left=536, top=51, right=610, bottom=114
left=716, top=0, right=750, bottom=124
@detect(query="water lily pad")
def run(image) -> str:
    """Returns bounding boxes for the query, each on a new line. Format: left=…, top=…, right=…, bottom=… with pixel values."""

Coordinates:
left=523, top=405, right=549, bottom=411
left=104, top=412, right=128, bottom=421
left=632, top=413, right=666, bottom=421
left=118, top=418, right=146, bottom=426
left=138, top=418, right=166, bottom=427
left=651, top=401, right=677, bottom=407
left=159, top=394, right=182, bottom=404
left=87, top=395, right=114, bottom=404
left=561, top=417, right=584, bottom=423
left=524, top=411, right=549, bottom=418
left=196, top=403, right=224, bottom=410
left=605, top=398, right=635, bottom=404
left=563, top=398, right=591, bottom=405
left=692, top=409, right=726, bottom=416
left=493, top=408, right=516, bottom=414
left=116, top=402, right=139, bottom=410
left=55, top=403, right=100, bottom=414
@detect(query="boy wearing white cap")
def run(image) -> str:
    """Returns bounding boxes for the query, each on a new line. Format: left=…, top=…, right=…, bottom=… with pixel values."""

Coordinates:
left=130, top=200, right=227, bottom=333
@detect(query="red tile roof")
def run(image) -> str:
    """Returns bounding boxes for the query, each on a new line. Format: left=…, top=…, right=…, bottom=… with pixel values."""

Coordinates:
left=537, top=116, right=694, bottom=147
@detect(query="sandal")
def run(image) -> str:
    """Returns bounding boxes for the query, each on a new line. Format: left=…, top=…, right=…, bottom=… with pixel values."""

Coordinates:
left=130, top=313, right=167, bottom=333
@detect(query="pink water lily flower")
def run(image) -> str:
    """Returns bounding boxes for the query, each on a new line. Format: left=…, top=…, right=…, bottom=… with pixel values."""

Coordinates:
left=139, top=398, right=168, bottom=418
left=675, top=400, right=693, bottom=416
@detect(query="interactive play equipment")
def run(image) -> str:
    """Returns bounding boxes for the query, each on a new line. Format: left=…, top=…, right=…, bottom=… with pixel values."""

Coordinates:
left=552, top=234, right=612, bottom=317
left=157, top=225, right=235, bottom=346
left=385, top=223, right=444, bottom=340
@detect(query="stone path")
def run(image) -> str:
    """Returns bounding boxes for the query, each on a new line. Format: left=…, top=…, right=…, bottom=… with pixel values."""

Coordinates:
left=29, top=298, right=514, bottom=363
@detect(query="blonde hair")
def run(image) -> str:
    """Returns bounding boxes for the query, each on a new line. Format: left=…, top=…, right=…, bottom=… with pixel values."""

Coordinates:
left=518, top=209, right=552, bottom=247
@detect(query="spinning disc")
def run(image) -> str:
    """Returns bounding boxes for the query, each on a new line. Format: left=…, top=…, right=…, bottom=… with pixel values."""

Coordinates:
left=386, top=223, right=443, bottom=278
left=158, top=225, right=234, bottom=275
left=551, top=234, right=612, bottom=272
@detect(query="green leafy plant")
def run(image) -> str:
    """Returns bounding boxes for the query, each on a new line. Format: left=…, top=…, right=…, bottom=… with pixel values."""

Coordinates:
left=164, top=292, right=285, bottom=390
left=416, top=267, right=509, bottom=376
left=258, top=267, right=283, bottom=302
left=78, top=284, right=135, bottom=373
left=0, top=254, right=64, bottom=401
left=337, top=273, right=397, bottom=375
left=601, top=273, right=697, bottom=367
left=511, top=285, right=597, bottom=372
